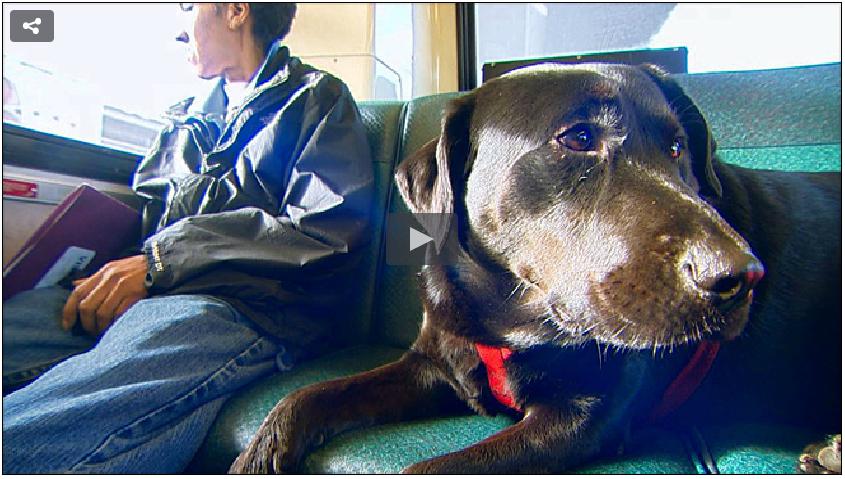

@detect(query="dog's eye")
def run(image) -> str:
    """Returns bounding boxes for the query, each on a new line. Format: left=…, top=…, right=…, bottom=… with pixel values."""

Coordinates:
left=557, top=124, right=597, bottom=152
left=670, top=138, right=685, bottom=159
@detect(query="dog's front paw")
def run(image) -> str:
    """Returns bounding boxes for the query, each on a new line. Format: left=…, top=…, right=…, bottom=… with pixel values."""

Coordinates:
left=798, top=434, right=841, bottom=474
left=229, top=400, right=306, bottom=474
left=229, top=424, right=296, bottom=474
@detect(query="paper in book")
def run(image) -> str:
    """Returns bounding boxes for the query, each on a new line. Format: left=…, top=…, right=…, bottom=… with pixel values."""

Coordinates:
left=3, top=184, right=141, bottom=300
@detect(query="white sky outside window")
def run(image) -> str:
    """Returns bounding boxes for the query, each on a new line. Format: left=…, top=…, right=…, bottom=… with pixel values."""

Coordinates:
left=3, top=3, right=207, bottom=121
left=3, top=3, right=208, bottom=153
left=476, top=3, right=841, bottom=82
left=374, top=3, right=413, bottom=101
left=649, top=4, right=841, bottom=73
left=2, top=3, right=414, bottom=154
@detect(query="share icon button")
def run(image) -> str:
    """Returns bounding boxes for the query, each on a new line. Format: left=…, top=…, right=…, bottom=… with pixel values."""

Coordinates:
left=10, top=10, right=54, bottom=42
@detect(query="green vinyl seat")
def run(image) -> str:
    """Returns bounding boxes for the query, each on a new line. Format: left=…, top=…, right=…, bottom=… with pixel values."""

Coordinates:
left=189, top=62, right=841, bottom=474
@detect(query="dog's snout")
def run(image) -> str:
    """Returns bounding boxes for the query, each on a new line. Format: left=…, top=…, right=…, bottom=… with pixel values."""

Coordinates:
left=684, top=253, right=765, bottom=312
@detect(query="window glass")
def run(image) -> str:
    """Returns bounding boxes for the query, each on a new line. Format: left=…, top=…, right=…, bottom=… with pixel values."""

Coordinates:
left=3, top=3, right=414, bottom=155
left=374, top=3, right=413, bottom=100
left=475, top=3, right=841, bottom=84
left=3, top=3, right=209, bottom=154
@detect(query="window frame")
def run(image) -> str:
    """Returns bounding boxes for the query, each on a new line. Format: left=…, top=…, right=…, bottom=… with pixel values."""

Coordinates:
left=456, top=3, right=477, bottom=91
left=2, top=123, right=141, bottom=184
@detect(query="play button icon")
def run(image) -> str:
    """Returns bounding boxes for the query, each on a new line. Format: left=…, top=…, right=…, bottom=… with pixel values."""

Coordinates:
left=386, top=212, right=459, bottom=266
left=409, top=227, right=433, bottom=252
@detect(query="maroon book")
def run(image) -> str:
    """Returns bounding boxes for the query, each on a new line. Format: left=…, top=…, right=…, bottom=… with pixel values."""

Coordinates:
left=3, top=184, right=141, bottom=301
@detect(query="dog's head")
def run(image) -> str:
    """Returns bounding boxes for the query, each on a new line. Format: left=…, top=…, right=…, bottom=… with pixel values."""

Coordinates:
left=396, top=63, right=763, bottom=350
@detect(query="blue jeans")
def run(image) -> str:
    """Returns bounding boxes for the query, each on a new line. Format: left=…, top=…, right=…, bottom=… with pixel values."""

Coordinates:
left=2, top=286, right=288, bottom=473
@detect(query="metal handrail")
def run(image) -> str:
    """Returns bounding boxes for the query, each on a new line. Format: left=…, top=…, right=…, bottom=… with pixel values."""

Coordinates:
left=300, top=53, right=404, bottom=99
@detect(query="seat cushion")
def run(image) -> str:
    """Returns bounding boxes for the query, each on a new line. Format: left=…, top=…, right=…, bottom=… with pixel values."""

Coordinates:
left=698, top=423, right=828, bottom=474
left=190, top=344, right=700, bottom=474
left=302, top=413, right=515, bottom=473
left=573, top=427, right=703, bottom=474
left=304, top=421, right=701, bottom=474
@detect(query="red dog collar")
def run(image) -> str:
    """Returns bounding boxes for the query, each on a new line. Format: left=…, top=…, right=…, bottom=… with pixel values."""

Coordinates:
left=474, top=343, right=522, bottom=412
left=474, top=340, right=720, bottom=418
left=649, top=340, right=720, bottom=421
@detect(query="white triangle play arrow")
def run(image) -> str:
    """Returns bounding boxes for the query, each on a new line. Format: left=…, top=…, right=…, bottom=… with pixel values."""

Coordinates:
left=409, top=226, right=434, bottom=252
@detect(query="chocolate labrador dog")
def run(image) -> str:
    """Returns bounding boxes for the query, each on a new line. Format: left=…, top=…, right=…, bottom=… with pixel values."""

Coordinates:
left=231, top=63, right=841, bottom=474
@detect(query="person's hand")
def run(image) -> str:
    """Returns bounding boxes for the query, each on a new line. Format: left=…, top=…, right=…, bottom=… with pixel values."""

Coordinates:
left=62, top=254, right=149, bottom=336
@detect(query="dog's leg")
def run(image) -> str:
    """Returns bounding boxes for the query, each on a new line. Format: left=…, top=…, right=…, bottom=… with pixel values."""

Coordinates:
left=229, top=352, right=466, bottom=474
left=402, top=398, right=609, bottom=474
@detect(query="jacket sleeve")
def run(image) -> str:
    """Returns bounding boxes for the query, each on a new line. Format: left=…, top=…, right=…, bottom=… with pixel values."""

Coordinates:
left=138, top=79, right=373, bottom=293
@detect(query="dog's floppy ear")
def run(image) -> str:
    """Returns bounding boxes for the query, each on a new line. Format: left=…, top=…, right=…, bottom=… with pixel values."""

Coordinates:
left=639, top=64, right=722, bottom=199
left=395, top=94, right=475, bottom=248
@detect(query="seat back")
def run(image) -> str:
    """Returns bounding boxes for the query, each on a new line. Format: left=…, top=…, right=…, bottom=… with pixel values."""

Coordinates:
left=674, top=63, right=841, bottom=172
left=370, top=93, right=462, bottom=348
left=341, top=101, right=406, bottom=344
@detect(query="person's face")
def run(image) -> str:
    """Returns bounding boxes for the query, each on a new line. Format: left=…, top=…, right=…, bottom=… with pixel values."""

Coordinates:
left=176, top=3, right=239, bottom=80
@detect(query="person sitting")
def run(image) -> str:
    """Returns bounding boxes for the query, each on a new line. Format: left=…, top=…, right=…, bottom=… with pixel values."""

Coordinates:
left=2, top=2, right=373, bottom=473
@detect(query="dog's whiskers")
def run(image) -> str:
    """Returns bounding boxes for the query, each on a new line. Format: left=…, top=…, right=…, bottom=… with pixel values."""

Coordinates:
left=595, top=341, right=603, bottom=365
left=610, top=323, right=630, bottom=343
left=505, top=281, right=527, bottom=303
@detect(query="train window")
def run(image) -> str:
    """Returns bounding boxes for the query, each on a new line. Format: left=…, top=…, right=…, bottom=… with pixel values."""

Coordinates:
left=3, top=4, right=205, bottom=154
left=2, top=3, right=414, bottom=155
left=475, top=3, right=841, bottom=86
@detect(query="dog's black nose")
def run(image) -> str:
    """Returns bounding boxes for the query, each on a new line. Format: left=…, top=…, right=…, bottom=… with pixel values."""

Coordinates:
left=685, top=255, right=765, bottom=311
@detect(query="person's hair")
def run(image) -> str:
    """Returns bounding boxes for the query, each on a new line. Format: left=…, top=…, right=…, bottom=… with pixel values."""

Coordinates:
left=213, top=3, right=296, bottom=52
left=248, top=3, right=297, bottom=52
